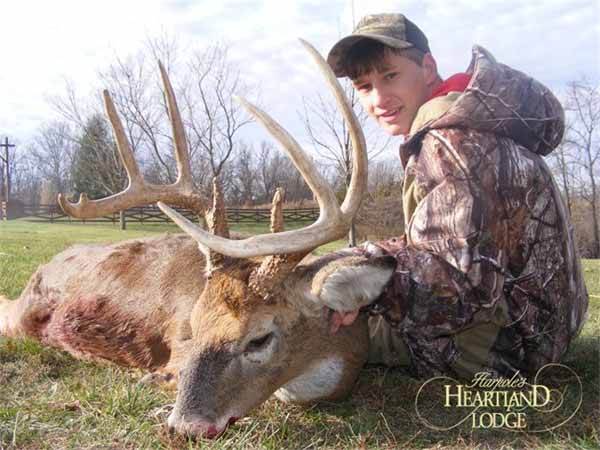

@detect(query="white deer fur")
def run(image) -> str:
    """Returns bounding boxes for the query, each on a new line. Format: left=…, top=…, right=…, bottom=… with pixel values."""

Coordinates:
left=275, top=356, right=346, bottom=403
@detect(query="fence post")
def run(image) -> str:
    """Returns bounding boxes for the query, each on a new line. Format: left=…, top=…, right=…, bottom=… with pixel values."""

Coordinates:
left=120, top=210, right=126, bottom=230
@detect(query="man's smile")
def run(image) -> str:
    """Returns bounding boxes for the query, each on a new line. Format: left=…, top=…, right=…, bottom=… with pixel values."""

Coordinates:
left=378, top=107, right=403, bottom=123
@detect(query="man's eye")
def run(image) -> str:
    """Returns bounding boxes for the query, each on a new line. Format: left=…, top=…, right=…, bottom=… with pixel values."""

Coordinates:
left=384, top=72, right=398, bottom=81
left=356, top=84, right=371, bottom=92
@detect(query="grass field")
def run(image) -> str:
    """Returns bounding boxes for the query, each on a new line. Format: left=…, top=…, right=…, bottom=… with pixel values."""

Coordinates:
left=0, top=221, right=598, bottom=450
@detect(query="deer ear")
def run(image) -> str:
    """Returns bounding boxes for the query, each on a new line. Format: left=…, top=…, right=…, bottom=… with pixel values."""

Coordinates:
left=310, top=255, right=397, bottom=312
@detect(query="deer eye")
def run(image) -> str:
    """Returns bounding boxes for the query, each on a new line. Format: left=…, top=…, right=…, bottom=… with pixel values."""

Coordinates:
left=245, top=332, right=273, bottom=353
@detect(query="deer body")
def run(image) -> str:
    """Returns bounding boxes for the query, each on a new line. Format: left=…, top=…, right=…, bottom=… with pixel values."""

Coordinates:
left=1, top=235, right=203, bottom=370
left=0, top=40, right=394, bottom=439
left=0, top=234, right=389, bottom=417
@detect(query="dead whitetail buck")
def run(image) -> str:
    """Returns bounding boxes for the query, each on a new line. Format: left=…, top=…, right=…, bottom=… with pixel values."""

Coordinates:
left=0, top=40, right=397, bottom=439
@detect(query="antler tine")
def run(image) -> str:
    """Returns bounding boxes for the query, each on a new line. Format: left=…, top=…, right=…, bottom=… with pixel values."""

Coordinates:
left=157, top=39, right=367, bottom=258
left=298, top=39, right=367, bottom=218
left=206, top=178, right=230, bottom=238
left=158, top=61, right=193, bottom=190
left=58, top=65, right=207, bottom=219
left=201, top=177, right=230, bottom=274
left=270, top=188, right=285, bottom=233
left=104, top=90, right=143, bottom=183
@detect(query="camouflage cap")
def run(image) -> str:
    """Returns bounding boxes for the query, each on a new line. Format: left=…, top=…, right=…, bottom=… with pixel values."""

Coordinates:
left=327, top=13, right=431, bottom=78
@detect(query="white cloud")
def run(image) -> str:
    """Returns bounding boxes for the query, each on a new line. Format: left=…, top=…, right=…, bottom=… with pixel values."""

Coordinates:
left=0, top=0, right=597, bottom=153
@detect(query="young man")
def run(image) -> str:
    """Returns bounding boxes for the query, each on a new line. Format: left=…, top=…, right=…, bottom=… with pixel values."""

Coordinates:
left=324, top=13, right=588, bottom=378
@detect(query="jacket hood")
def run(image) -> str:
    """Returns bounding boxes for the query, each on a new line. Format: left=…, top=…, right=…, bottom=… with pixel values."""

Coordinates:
left=414, top=46, right=565, bottom=156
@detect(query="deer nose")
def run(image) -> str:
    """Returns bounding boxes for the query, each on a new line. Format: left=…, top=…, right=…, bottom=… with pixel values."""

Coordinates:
left=228, top=416, right=239, bottom=425
left=190, top=422, right=221, bottom=439
left=167, top=411, right=225, bottom=439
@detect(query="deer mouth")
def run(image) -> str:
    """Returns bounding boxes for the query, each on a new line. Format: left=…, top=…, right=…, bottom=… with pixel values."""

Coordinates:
left=168, top=413, right=240, bottom=439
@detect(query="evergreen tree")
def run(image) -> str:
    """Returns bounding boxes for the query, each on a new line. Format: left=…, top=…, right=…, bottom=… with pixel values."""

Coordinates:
left=71, top=115, right=126, bottom=200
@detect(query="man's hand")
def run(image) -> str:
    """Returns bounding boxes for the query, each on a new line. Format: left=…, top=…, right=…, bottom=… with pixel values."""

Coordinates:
left=313, top=240, right=400, bottom=334
left=324, top=238, right=402, bottom=334
left=327, top=307, right=361, bottom=334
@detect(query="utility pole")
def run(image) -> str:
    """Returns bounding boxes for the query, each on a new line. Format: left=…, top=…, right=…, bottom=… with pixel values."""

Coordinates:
left=0, top=137, right=16, bottom=220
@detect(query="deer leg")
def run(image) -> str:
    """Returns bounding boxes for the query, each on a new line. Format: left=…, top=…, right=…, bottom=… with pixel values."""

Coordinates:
left=0, top=286, right=57, bottom=340
left=139, top=369, right=178, bottom=389
left=138, top=334, right=197, bottom=388
left=0, top=295, right=23, bottom=338
left=0, top=267, right=63, bottom=342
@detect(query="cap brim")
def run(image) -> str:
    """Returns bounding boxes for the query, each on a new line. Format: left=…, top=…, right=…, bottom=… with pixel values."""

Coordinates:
left=327, top=33, right=414, bottom=78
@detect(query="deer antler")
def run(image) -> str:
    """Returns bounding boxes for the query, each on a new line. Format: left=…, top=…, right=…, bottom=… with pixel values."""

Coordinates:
left=270, top=188, right=285, bottom=234
left=158, top=39, right=367, bottom=258
left=58, top=62, right=207, bottom=218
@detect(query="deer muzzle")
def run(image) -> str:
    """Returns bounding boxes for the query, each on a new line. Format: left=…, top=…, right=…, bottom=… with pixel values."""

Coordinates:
left=167, top=410, right=239, bottom=439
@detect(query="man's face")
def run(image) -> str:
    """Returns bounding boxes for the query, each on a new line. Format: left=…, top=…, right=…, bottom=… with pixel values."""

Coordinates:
left=352, top=51, right=437, bottom=136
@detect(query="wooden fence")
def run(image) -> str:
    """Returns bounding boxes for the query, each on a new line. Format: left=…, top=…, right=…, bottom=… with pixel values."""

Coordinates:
left=16, top=204, right=319, bottom=224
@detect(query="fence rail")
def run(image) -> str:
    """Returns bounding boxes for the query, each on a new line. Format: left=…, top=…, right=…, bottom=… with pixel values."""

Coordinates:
left=16, top=204, right=319, bottom=224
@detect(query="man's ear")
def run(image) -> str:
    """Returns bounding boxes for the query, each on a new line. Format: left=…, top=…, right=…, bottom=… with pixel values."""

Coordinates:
left=422, top=53, right=439, bottom=86
left=310, top=255, right=397, bottom=312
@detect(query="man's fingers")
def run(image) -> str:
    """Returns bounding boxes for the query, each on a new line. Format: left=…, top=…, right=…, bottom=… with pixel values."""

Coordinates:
left=341, top=308, right=360, bottom=326
left=329, top=309, right=361, bottom=334
left=330, top=312, right=342, bottom=334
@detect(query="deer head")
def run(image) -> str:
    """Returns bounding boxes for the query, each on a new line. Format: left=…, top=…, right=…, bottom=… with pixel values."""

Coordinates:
left=59, top=40, right=396, bottom=439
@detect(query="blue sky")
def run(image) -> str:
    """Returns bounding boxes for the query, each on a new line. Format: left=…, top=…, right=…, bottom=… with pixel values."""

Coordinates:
left=0, top=0, right=598, bottom=154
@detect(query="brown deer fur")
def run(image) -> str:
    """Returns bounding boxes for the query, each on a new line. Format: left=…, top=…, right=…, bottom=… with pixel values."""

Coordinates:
left=0, top=234, right=395, bottom=438
left=0, top=42, right=387, bottom=439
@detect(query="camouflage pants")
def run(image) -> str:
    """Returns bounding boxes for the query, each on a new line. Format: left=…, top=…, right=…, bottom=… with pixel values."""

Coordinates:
left=365, top=266, right=511, bottom=379
left=367, top=311, right=507, bottom=379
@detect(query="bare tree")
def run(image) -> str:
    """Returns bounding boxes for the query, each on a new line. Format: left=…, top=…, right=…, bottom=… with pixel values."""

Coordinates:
left=352, top=157, right=404, bottom=241
left=183, top=43, right=253, bottom=182
left=549, top=136, right=576, bottom=215
left=9, top=147, right=41, bottom=205
left=29, top=121, right=74, bottom=198
left=226, top=141, right=315, bottom=207
left=566, top=79, right=600, bottom=257
left=51, top=79, right=98, bottom=130
left=229, top=142, right=256, bottom=206
left=53, top=35, right=254, bottom=195
left=98, top=50, right=173, bottom=182
left=257, top=141, right=286, bottom=203
left=368, top=157, right=402, bottom=194
left=278, top=157, right=313, bottom=203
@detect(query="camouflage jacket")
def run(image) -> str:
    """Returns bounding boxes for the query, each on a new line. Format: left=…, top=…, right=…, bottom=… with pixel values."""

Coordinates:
left=373, top=46, right=588, bottom=378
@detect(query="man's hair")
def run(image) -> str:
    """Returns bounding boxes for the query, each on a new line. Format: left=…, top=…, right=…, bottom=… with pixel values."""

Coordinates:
left=343, top=39, right=426, bottom=80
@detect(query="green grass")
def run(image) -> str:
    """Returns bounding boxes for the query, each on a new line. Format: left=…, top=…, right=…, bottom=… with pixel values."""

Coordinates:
left=0, top=221, right=598, bottom=449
